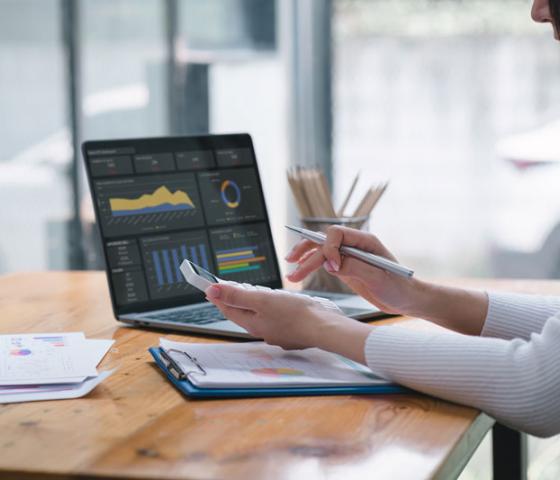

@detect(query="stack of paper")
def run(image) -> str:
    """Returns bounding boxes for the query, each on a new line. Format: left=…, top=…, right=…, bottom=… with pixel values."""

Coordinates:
left=0, top=332, right=114, bottom=404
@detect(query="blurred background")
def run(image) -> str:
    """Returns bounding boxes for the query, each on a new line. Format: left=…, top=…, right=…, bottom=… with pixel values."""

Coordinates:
left=1, top=0, right=560, bottom=477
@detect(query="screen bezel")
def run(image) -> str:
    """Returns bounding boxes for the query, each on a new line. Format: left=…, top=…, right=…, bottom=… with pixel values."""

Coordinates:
left=82, top=133, right=283, bottom=317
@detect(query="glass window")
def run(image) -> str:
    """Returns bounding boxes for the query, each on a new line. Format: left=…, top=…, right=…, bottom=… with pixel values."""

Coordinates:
left=77, top=0, right=290, bottom=269
left=332, top=2, right=560, bottom=476
left=332, top=0, right=560, bottom=277
left=179, top=0, right=276, bottom=51
left=81, top=0, right=168, bottom=140
left=0, top=0, right=69, bottom=273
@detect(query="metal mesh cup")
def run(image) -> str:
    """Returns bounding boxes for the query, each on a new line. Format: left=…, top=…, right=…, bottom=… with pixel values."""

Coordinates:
left=300, top=215, right=370, bottom=294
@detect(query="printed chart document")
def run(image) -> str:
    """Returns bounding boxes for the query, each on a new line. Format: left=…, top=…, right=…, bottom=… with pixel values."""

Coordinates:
left=0, top=333, right=98, bottom=385
left=0, top=371, right=114, bottom=404
left=160, top=338, right=388, bottom=389
left=0, top=333, right=114, bottom=403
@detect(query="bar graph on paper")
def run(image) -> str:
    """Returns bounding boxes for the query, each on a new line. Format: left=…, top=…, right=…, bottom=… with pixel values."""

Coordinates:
left=141, top=232, right=213, bottom=299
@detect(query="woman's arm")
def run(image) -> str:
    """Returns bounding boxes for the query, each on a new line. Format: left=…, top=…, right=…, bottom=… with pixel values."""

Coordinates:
left=287, top=226, right=560, bottom=338
left=286, top=227, right=490, bottom=335
left=482, top=291, right=560, bottom=340
left=206, top=283, right=560, bottom=438
left=363, top=314, right=560, bottom=438
left=398, top=280, right=489, bottom=335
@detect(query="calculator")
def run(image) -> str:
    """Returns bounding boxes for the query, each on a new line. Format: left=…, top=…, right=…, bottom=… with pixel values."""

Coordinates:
left=179, top=260, right=341, bottom=313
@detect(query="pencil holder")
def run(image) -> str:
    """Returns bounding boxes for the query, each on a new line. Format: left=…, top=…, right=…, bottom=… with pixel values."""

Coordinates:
left=300, top=215, right=370, bottom=294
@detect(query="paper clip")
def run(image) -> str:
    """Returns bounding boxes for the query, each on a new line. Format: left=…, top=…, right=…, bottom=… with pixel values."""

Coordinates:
left=159, top=347, right=207, bottom=381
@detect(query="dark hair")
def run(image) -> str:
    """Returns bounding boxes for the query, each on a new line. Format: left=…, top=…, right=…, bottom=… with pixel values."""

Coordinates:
left=551, top=0, right=560, bottom=32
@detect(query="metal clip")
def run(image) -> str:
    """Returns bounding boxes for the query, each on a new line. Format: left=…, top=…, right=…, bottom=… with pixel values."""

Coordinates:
left=159, top=347, right=207, bottom=381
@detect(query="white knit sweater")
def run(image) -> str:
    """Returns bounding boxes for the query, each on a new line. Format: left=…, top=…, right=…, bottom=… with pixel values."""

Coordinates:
left=365, top=292, right=560, bottom=437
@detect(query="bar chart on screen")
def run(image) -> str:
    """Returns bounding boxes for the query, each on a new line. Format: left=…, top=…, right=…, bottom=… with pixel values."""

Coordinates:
left=209, top=223, right=278, bottom=285
left=141, top=231, right=213, bottom=300
left=215, top=246, right=266, bottom=276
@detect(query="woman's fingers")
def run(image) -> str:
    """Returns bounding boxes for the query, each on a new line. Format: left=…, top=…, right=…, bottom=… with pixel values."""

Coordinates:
left=212, top=300, right=258, bottom=335
left=284, top=227, right=398, bottom=283
left=328, top=255, right=388, bottom=280
left=296, top=247, right=318, bottom=266
left=324, top=226, right=398, bottom=266
left=206, top=284, right=264, bottom=310
left=285, top=239, right=317, bottom=263
left=322, top=226, right=345, bottom=271
left=286, top=249, right=325, bottom=282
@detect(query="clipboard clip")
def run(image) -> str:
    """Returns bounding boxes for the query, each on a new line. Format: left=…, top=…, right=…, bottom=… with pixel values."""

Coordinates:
left=159, top=347, right=207, bottom=381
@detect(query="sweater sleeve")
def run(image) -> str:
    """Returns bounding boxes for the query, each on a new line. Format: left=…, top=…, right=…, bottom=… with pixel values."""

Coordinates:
left=365, top=313, right=560, bottom=438
left=482, top=291, right=560, bottom=340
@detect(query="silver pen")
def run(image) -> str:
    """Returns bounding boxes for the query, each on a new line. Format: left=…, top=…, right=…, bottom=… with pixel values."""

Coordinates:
left=285, top=225, right=414, bottom=278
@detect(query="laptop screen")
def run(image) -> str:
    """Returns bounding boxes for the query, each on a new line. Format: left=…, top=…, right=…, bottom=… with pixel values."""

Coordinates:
left=82, top=134, right=282, bottom=315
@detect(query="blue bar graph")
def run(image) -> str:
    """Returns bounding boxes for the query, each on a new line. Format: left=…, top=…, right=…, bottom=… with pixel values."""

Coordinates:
left=199, top=244, right=209, bottom=270
left=151, top=243, right=210, bottom=287
left=171, top=249, right=182, bottom=282
left=152, top=251, right=164, bottom=286
left=189, top=246, right=199, bottom=266
left=161, top=250, right=174, bottom=284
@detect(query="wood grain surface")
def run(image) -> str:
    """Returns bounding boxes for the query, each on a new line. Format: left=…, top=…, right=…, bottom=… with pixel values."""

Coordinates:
left=1, top=272, right=552, bottom=479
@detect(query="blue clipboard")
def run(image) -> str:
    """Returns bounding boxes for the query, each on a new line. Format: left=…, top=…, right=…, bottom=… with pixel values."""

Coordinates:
left=149, top=347, right=407, bottom=399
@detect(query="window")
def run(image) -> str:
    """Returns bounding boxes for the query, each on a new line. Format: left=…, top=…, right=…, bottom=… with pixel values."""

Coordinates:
left=332, top=0, right=560, bottom=277
left=0, top=0, right=69, bottom=272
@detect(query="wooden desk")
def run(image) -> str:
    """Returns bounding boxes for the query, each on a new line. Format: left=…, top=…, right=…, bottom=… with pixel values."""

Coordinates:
left=1, top=273, right=554, bottom=480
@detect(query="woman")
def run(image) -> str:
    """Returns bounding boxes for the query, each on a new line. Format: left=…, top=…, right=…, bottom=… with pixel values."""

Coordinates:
left=206, top=0, right=560, bottom=438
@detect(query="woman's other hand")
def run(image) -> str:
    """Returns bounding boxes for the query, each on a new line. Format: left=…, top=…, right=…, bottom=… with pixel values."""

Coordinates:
left=285, top=226, right=489, bottom=335
left=285, top=226, right=422, bottom=315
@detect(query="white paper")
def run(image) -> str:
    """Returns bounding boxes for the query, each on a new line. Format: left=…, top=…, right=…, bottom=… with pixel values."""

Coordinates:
left=160, top=338, right=388, bottom=389
left=0, top=337, right=114, bottom=392
left=0, top=370, right=114, bottom=404
left=83, top=339, right=115, bottom=367
left=0, top=333, right=104, bottom=385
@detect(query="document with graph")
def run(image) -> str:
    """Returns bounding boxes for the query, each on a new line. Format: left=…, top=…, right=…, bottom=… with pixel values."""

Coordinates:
left=158, top=338, right=392, bottom=389
left=0, top=333, right=101, bottom=385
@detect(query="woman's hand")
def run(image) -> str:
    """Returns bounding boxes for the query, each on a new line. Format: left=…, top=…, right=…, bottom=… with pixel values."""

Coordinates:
left=205, top=284, right=372, bottom=363
left=285, top=226, right=489, bottom=335
left=286, top=226, right=423, bottom=316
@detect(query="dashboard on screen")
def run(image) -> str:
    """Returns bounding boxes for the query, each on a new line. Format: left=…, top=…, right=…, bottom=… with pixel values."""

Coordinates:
left=83, top=134, right=282, bottom=315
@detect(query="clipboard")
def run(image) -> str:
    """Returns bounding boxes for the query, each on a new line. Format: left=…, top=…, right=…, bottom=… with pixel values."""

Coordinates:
left=149, top=347, right=407, bottom=399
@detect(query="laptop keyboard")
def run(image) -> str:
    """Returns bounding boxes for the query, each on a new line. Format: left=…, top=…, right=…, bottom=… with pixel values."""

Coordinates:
left=148, top=294, right=371, bottom=326
left=151, top=305, right=226, bottom=325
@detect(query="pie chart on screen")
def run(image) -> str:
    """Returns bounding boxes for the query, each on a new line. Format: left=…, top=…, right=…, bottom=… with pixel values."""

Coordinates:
left=220, top=180, right=241, bottom=208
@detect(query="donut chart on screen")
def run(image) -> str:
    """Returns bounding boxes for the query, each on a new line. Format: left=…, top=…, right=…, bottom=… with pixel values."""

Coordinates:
left=220, top=180, right=241, bottom=208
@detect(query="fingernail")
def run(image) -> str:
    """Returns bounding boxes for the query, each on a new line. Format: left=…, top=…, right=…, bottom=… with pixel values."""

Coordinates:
left=206, top=285, right=221, bottom=299
left=287, top=267, right=299, bottom=278
left=329, top=260, right=340, bottom=272
left=323, top=260, right=334, bottom=273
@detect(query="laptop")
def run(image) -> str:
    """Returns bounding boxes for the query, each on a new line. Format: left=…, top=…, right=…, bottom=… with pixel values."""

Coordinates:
left=82, top=134, right=385, bottom=339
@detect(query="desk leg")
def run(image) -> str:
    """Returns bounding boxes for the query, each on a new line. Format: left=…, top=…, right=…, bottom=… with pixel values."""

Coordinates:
left=492, top=423, right=527, bottom=480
